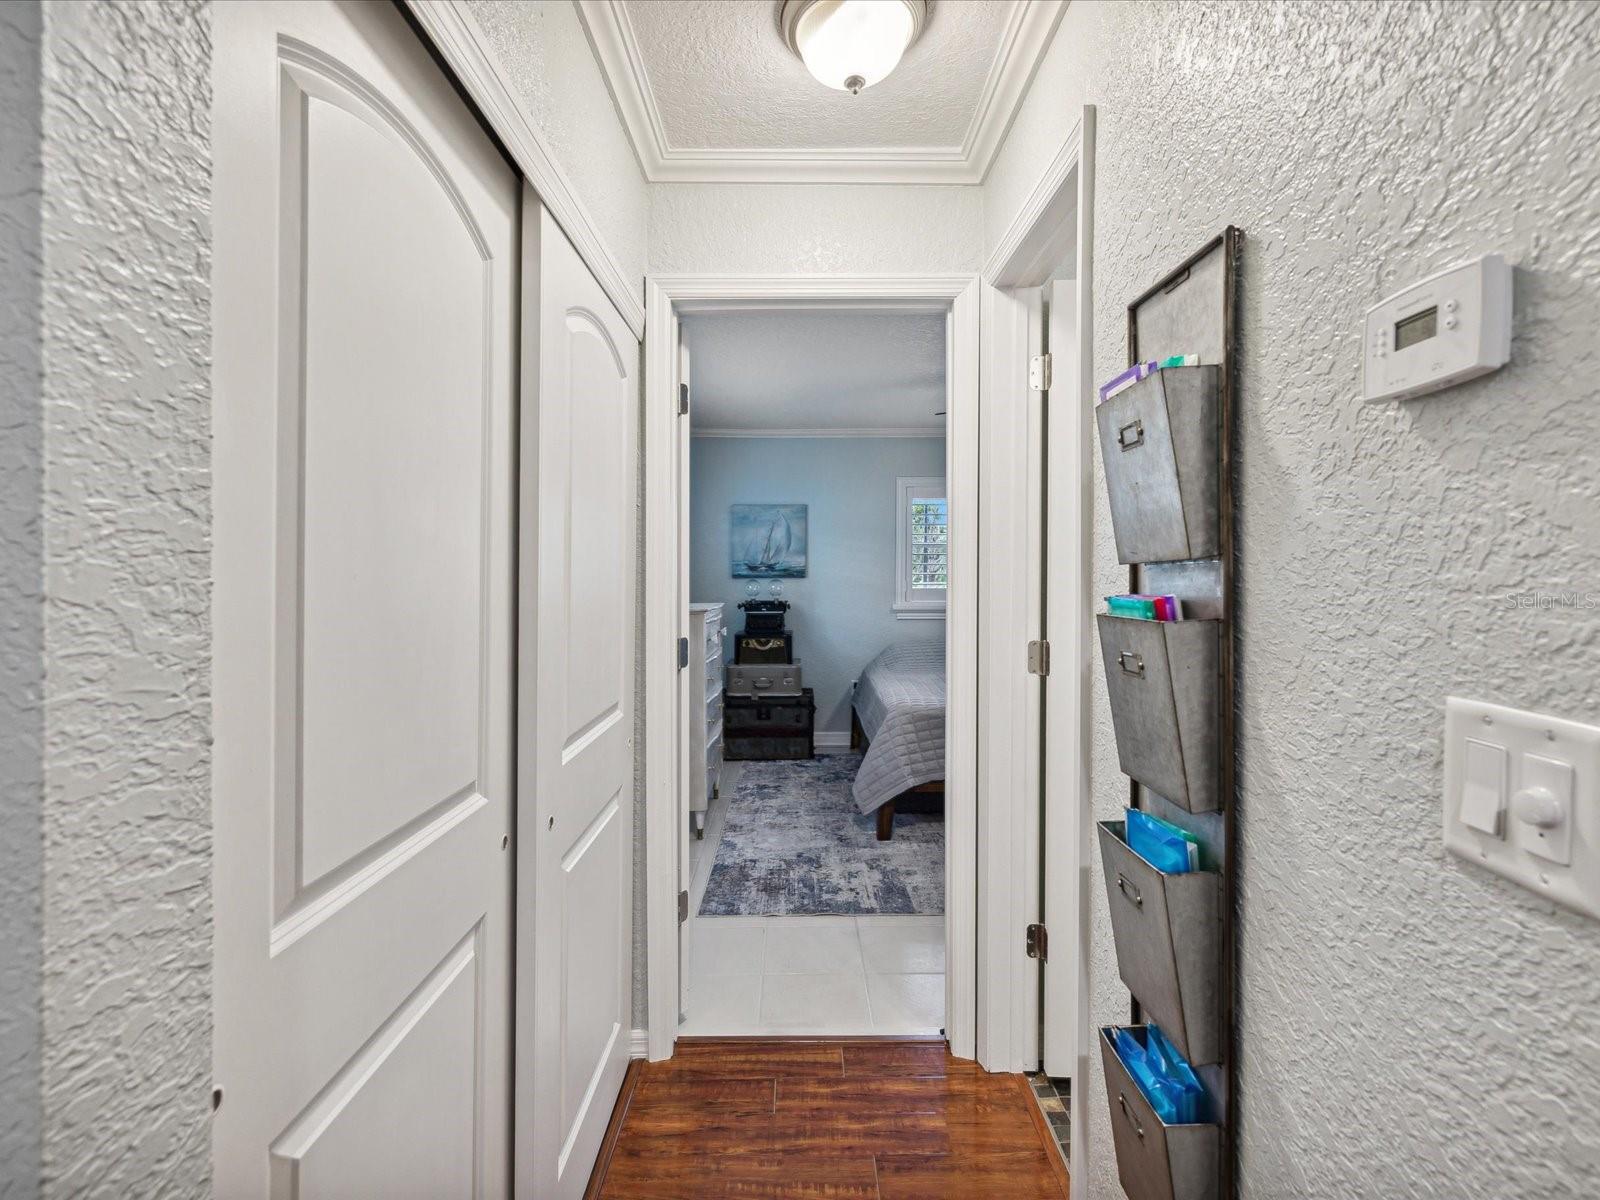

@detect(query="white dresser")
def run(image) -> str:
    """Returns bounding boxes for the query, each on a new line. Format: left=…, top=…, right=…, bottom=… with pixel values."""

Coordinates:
left=688, top=603, right=725, bottom=838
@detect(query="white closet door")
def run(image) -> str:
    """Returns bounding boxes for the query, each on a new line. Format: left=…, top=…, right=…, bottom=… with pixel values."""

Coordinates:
left=518, top=201, right=638, bottom=1200
left=213, top=2, right=518, bottom=1196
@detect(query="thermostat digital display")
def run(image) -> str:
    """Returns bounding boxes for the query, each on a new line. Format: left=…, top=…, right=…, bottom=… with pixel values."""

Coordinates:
left=1362, top=254, right=1512, bottom=403
left=1394, top=306, right=1437, bottom=351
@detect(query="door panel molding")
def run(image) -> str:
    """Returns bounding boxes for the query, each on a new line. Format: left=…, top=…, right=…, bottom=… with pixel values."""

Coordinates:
left=268, top=924, right=484, bottom=1197
left=213, top=4, right=517, bottom=1194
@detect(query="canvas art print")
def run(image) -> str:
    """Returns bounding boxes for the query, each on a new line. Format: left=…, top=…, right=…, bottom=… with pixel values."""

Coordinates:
left=731, top=504, right=808, bottom=577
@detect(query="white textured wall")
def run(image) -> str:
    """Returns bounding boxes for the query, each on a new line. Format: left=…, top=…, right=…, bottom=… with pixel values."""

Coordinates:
left=649, top=182, right=984, bottom=274
left=466, top=0, right=649, bottom=297
left=1, top=4, right=44, bottom=1196
left=986, top=2, right=1600, bottom=1196
left=38, top=2, right=213, bottom=1195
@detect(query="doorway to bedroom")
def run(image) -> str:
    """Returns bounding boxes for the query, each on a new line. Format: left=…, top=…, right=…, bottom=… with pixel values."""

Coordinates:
left=678, top=306, right=950, bottom=1037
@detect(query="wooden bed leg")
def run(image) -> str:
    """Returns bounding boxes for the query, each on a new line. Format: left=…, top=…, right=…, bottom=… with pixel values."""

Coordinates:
left=876, top=801, right=894, bottom=841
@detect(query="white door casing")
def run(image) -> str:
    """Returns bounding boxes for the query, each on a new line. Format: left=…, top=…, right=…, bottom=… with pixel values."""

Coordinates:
left=213, top=2, right=517, bottom=1195
left=642, top=277, right=980, bottom=1062
left=518, top=200, right=638, bottom=1200
left=981, top=111, right=1095, bottom=1150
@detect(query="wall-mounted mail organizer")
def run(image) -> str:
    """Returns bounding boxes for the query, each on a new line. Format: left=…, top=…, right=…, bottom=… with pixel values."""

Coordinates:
left=1096, top=229, right=1240, bottom=1200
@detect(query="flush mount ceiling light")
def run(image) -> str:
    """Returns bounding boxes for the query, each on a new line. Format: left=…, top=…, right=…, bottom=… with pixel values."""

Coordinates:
left=779, top=0, right=929, bottom=95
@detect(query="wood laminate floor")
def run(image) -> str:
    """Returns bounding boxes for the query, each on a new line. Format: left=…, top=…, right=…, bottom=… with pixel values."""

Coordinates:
left=586, top=1039, right=1070, bottom=1200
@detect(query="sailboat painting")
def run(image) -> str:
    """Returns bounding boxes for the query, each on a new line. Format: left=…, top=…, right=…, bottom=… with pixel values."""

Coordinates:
left=730, top=504, right=808, bottom=578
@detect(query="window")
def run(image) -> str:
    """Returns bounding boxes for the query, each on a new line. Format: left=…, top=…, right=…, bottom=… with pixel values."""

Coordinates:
left=895, top=476, right=947, bottom=618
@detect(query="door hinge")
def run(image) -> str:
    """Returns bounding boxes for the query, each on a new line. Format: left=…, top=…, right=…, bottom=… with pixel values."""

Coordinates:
left=678, top=382, right=689, bottom=416
left=1027, top=639, right=1051, bottom=677
left=678, top=890, right=689, bottom=923
left=1029, top=353, right=1052, bottom=391
left=1026, top=923, right=1047, bottom=961
left=677, top=637, right=690, bottom=669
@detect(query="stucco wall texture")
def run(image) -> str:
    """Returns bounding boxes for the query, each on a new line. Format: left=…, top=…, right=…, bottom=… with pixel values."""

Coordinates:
left=985, top=2, right=1600, bottom=1197
left=649, top=181, right=984, bottom=275
left=1, top=3, right=44, bottom=1196
left=37, top=1, right=213, bottom=1196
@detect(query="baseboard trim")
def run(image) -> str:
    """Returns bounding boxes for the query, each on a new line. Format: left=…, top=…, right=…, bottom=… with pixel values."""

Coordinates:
left=629, top=1028, right=650, bottom=1059
left=814, top=732, right=853, bottom=750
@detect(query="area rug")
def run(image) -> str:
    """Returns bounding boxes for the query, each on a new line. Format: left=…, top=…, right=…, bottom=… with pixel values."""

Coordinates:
left=700, top=754, right=943, bottom=916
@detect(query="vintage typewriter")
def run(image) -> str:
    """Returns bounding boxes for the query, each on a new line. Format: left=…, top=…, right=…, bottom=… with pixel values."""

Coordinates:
left=737, top=598, right=790, bottom=634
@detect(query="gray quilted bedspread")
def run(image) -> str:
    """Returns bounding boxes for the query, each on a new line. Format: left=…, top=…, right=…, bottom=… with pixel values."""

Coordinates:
left=851, top=642, right=946, bottom=814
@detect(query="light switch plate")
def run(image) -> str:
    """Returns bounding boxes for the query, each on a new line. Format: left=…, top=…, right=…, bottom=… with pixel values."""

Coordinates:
left=1444, top=697, right=1600, bottom=920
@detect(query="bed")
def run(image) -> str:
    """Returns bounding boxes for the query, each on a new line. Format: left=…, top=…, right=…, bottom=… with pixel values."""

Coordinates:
left=850, top=642, right=946, bottom=840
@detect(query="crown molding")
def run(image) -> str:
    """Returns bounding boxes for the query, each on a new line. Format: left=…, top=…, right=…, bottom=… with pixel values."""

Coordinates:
left=407, top=0, right=645, bottom=337
left=578, top=0, right=1065, bottom=185
left=691, top=426, right=946, bottom=438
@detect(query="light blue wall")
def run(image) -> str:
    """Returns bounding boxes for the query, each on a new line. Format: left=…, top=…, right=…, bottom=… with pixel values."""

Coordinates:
left=690, top=437, right=945, bottom=736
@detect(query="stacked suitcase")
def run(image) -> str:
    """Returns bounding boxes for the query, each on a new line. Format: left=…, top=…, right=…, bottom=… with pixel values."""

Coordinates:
left=724, top=601, right=814, bottom=760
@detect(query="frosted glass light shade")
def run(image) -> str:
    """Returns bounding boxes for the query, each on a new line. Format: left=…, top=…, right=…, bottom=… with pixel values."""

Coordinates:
left=781, top=0, right=927, bottom=95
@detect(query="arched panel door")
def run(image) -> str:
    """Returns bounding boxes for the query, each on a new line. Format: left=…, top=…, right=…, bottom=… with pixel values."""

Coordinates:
left=519, top=200, right=638, bottom=1200
left=213, top=2, right=517, bottom=1195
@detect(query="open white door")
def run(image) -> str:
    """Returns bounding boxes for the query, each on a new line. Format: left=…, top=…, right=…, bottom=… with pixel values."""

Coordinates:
left=213, top=1, right=517, bottom=1193
left=1042, top=277, right=1092, bottom=1083
left=677, top=335, right=693, bottom=1023
left=518, top=200, right=638, bottom=1200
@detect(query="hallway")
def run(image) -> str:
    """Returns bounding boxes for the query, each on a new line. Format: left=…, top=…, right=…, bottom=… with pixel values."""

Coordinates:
left=8, top=2, right=1600, bottom=1197
left=586, top=1039, right=1068, bottom=1199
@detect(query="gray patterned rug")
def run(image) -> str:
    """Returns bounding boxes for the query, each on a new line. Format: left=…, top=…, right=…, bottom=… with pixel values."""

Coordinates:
left=700, top=754, right=944, bottom=916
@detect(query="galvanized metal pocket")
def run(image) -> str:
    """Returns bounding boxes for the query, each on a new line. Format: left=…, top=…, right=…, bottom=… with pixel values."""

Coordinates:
left=1096, top=367, right=1221, bottom=564
left=1097, top=615, right=1221, bottom=813
left=1099, top=1026, right=1220, bottom=1200
left=1098, top=822, right=1223, bottom=1065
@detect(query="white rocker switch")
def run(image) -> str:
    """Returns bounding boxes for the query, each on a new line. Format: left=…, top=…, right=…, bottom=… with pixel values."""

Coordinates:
left=1459, top=738, right=1507, bottom=837
left=1514, top=753, right=1574, bottom=866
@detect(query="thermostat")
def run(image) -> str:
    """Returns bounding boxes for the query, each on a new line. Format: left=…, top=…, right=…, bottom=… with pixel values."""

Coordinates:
left=1362, top=253, right=1512, bottom=403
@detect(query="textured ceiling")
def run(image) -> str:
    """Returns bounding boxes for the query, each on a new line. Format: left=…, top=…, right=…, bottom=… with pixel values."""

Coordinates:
left=683, top=311, right=947, bottom=432
left=623, top=0, right=1014, bottom=151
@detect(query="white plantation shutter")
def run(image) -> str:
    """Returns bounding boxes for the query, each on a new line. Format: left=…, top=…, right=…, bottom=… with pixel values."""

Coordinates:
left=910, top=496, right=948, bottom=588
left=896, top=476, right=947, bottom=616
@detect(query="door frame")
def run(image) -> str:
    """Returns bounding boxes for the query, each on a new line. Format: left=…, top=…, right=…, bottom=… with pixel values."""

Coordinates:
left=643, top=274, right=980, bottom=1062
left=981, top=105, right=1096, bottom=1179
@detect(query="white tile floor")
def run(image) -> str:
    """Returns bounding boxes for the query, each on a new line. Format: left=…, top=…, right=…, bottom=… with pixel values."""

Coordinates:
left=681, top=757, right=947, bottom=1037
left=681, top=914, right=945, bottom=1037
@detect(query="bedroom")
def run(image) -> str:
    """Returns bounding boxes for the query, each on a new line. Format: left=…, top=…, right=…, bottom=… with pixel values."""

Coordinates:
left=679, top=308, right=949, bottom=1037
